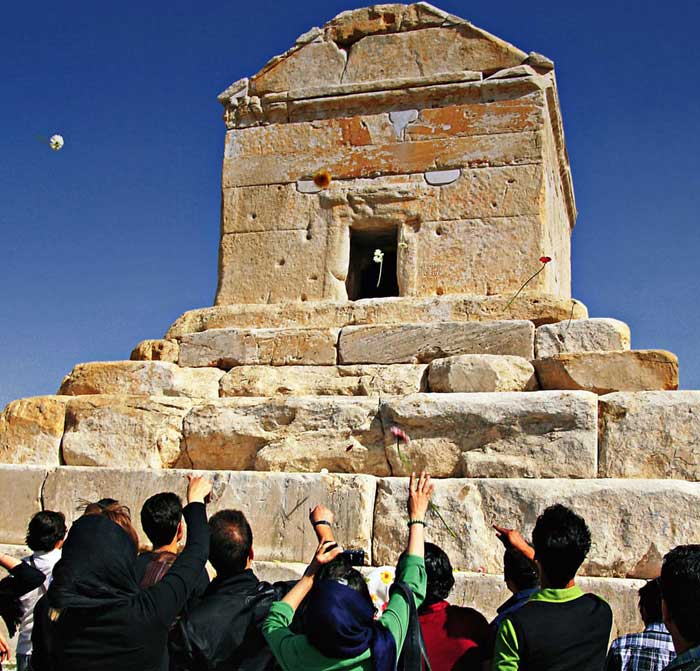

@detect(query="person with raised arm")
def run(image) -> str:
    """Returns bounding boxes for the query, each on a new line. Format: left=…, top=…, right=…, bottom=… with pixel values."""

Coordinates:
left=30, top=475, right=212, bottom=671
left=263, top=471, right=433, bottom=671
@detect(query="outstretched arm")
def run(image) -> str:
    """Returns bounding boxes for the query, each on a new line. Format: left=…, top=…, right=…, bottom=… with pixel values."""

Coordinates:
left=492, top=525, right=535, bottom=561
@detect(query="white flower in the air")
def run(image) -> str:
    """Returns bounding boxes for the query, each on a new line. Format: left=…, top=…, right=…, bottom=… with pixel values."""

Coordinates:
left=373, top=249, right=384, bottom=263
left=49, top=134, right=64, bottom=151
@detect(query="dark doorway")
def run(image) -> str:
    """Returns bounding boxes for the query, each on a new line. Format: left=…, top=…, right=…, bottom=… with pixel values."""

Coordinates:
left=346, top=227, right=399, bottom=300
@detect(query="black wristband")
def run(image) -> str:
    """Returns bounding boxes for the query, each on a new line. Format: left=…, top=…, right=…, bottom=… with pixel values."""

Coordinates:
left=312, top=520, right=331, bottom=528
left=407, top=519, right=426, bottom=527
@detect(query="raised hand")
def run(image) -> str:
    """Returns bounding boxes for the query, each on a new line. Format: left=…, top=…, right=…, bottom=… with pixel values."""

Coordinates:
left=187, top=475, right=213, bottom=504
left=493, top=524, right=535, bottom=560
left=407, top=471, right=434, bottom=521
left=309, top=504, right=334, bottom=526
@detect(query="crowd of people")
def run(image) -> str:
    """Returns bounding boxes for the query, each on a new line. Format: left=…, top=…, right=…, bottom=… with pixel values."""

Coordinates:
left=0, top=471, right=698, bottom=671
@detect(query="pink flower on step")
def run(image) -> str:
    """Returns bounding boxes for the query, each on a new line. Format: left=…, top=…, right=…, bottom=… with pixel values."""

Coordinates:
left=390, top=426, right=410, bottom=444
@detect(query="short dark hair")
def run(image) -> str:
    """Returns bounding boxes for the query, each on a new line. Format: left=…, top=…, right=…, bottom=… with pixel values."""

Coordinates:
left=26, top=511, right=66, bottom=551
left=504, top=547, right=539, bottom=591
left=660, top=545, right=700, bottom=644
left=639, top=578, right=663, bottom=626
left=531, top=504, right=591, bottom=588
left=141, top=493, right=183, bottom=548
left=423, top=542, right=455, bottom=604
left=316, top=555, right=371, bottom=603
left=208, top=510, right=253, bottom=576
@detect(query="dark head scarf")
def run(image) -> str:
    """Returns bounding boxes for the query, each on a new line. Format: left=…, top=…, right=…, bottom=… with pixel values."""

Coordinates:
left=48, top=514, right=139, bottom=611
left=305, top=580, right=396, bottom=671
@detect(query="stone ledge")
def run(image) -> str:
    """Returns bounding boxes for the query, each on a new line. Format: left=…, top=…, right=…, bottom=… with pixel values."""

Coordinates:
left=534, top=350, right=679, bottom=394
left=379, top=391, right=596, bottom=477
left=535, top=318, right=630, bottom=358
left=599, top=391, right=700, bottom=479
left=40, top=467, right=376, bottom=564
left=373, top=477, right=700, bottom=579
left=166, top=295, right=589, bottom=337
left=339, top=320, right=535, bottom=364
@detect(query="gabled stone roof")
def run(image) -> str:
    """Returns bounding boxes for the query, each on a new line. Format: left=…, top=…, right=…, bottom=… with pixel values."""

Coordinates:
left=218, top=3, right=543, bottom=102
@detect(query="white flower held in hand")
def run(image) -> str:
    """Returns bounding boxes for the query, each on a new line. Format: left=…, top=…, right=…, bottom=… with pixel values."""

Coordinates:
left=49, top=134, right=64, bottom=151
left=373, top=249, right=384, bottom=288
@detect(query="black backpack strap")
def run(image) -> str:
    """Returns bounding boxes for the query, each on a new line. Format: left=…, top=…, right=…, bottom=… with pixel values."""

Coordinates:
left=389, top=580, right=432, bottom=671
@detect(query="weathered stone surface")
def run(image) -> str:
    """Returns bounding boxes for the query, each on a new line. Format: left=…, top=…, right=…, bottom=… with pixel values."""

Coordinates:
left=338, top=321, right=534, bottom=364
left=0, top=466, right=49, bottom=544
left=535, top=350, right=678, bottom=394
left=178, top=328, right=339, bottom=368
left=41, top=467, right=376, bottom=563
left=379, top=392, right=596, bottom=477
left=599, top=391, right=700, bottom=479
left=220, top=364, right=427, bottom=397
left=251, top=41, right=347, bottom=96
left=428, top=355, right=537, bottom=393
left=180, top=397, right=386, bottom=473
left=59, top=362, right=223, bottom=399
left=342, top=26, right=526, bottom=84
left=130, top=339, right=179, bottom=363
left=222, top=183, right=317, bottom=234
left=0, top=396, right=68, bottom=466
left=174, top=295, right=588, bottom=334
left=373, top=478, right=700, bottom=578
left=61, top=396, right=192, bottom=469
left=251, top=561, right=644, bottom=637
left=486, top=64, right=538, bottom=79
left=535, top=319, right=630, bottom=358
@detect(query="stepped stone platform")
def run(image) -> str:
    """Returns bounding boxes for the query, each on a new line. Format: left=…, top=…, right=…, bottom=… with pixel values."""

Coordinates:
left=0, top=2, right=696, bottom=649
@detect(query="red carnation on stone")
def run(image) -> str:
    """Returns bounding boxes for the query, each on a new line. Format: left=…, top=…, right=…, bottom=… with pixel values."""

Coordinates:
left=504, top=255, right=553, bottom=311
left=539, top=256, right=552, bottom=264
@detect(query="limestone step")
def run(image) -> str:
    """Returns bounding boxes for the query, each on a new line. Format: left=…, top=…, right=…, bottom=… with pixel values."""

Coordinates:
left=534, top=318, right=630, bottom=358
left=1, top=392, right=598, bottom=475
left=165, top=293, right=588, bottom=337
left=534, top=350, right=679, bottom=394
left=1, top=466, right=698, bottom=581
left=3, top=391, right=700, bottom=480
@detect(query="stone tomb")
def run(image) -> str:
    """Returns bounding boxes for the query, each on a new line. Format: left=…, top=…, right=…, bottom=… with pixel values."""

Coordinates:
left=0, top=3, right=694, bottom=646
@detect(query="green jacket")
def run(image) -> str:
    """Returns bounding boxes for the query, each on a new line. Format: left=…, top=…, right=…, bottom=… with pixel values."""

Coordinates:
left=262, top=554, right=427, bottom=671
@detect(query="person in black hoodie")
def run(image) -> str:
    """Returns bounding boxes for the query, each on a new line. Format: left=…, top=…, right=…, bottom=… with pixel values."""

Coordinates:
left=30, top=475, right=211, bottom=671
left=170, top=507, right=293, bottom=671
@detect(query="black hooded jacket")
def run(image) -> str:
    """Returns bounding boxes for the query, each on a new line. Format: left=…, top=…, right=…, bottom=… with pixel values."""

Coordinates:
left=170, top=569, right=291, bottom=671
left=31, top=502, right=209, bottom=671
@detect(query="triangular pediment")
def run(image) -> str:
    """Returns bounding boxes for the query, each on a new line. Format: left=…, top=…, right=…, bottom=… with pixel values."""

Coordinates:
left=219, top=3, right=532, bottom=101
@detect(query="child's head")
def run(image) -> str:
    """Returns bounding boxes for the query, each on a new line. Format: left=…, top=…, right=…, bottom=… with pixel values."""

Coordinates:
left=140, top=492, right=183, bottom=549
left=660, top=545, right=700, bottom=648
left=532, top=504, right=591, bottom=588
left=26, top=511, right=66, bottom=552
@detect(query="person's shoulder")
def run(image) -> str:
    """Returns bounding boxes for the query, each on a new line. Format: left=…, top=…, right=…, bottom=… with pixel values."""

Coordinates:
left=447, top=604, right=489, bottom=624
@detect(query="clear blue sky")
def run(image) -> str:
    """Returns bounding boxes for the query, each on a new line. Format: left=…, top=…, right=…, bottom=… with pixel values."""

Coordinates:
left=1, top=1, right=698, bottom=408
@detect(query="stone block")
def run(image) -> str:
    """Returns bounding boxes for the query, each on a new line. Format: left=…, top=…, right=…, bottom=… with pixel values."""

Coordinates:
left=173, top=295, right=588, bottom=334
left=216, top=227, right=334, bottom=304
left=0, top=466, right=49, bottom=544
left=222, top=183, right=317, bottom=234
left=535, top=319, right=631, bottom=358
left=407, top=217, right=553, bottom=297
left=338, top=321, right=534, bottom=364
left=250, top=40, right=347, bottom=96
left=373, top=478, right=700, bottom=578
left=61, top=396, right=192, bottom=469
left=59, top=362, right=223, bottom=399
left=428, top=355, right=537, bottom=393
left=220, top=364, right=427, bottom=397
left=0, top=396, right=68, bottom=466
left=130, top=339, right=180, bottom=363
left=222, top=130, right=543, bottom=187
left=178, top=328, right=339, bottom=369
left=379, top=391, right=596, bottom=477
left=42, top=467, right=376, bottom=563
left=342, top=26, right=526, bottom=84
left=180, top=397, right=386, bottom=474
left=599, top=391, right=700, bottom=479
left=535, top=350, right=679, bottom=394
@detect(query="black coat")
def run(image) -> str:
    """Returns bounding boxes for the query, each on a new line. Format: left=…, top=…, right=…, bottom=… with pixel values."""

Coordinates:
left=31, top=502, right=209, bottom=671
left=169, top=569, right=290, bottom=671
left=0, top=561, right=46, bottom=635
